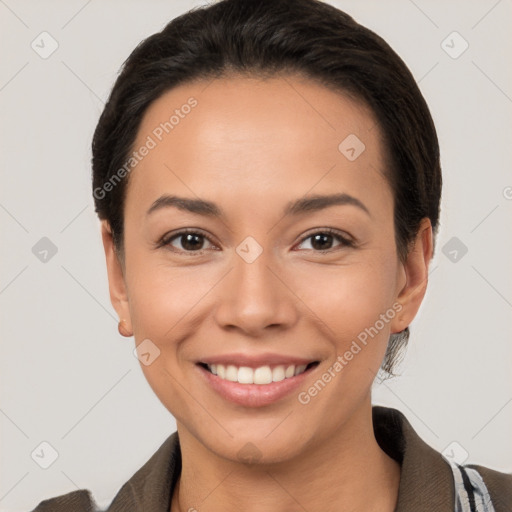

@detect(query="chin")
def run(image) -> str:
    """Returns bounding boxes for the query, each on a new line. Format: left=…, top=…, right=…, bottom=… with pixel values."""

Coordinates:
left=204, top=427, right=311, bottom=466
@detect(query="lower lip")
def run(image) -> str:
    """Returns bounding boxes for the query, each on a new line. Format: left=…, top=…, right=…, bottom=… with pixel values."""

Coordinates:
left=196, top=363, right=318, bottom=408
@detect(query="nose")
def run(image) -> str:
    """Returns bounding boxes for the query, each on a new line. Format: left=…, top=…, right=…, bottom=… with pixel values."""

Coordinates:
left=213, top=246, right=298, bottom=336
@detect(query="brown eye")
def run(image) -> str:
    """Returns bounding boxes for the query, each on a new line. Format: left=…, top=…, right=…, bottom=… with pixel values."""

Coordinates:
left=296, top=229, right=354, bottom=252
left=160, top=229, right=216, bottom=254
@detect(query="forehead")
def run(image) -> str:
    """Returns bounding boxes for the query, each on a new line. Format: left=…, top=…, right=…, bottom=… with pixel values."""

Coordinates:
left=126, top=74, right=390, bottom=215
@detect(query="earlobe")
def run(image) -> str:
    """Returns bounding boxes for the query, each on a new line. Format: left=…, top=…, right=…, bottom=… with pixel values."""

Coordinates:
left=390, top=218, right=433, bottom=334
left=118, top=318, right=133, bottom=337
left=100, top=220, right=133, bottom=336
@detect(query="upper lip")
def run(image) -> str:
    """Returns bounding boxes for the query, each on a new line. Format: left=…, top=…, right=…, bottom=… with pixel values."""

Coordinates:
left=198, top=352, right=319, bottom=368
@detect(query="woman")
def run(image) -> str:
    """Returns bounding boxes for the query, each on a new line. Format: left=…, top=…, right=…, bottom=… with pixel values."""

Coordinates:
left=32, top=0, right=511, bottom=510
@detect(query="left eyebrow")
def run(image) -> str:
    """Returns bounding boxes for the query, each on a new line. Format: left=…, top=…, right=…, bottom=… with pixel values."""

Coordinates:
left=284, top=193, right=371, bottom=217
left=145, top=192, right=371, bottom=219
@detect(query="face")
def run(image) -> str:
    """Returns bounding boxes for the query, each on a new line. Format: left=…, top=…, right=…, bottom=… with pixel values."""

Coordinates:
left=102, top=74, right=431, bottom=464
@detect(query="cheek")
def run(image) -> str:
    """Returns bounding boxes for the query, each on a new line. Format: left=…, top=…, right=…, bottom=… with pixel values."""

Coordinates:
left=126, top=263, right=211, bottom=418
left=128, top=263, right=215, bottom=341
left=289, top=257, right=399, bottom=352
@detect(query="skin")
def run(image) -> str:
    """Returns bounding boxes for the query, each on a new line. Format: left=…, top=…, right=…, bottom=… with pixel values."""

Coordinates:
left=101, top=74, right=433, bottom=512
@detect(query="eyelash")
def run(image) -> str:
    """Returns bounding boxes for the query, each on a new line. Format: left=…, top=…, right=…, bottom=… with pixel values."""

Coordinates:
left=157, top=227, right=355, bottom=256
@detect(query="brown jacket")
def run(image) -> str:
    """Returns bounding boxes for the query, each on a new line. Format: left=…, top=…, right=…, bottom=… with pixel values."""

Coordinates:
left=31, top=406, right=512, bottom=511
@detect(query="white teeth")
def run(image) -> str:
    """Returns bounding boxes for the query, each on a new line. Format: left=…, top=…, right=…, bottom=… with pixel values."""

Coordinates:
left=238, top=366, right=254, bottom=384
left=205, top=363, right=312, bottom=384
left=294, top=364, right=307, bottom=376
left=254, top=366, right=273, bottom=384
left=225, top=365, right=238, bottom=382
left=272, top=366, right=285, bottom=382
left=285, top=365, right=295, bottom=378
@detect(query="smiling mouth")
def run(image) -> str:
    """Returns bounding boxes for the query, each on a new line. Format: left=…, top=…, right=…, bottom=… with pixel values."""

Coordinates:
left=197, top=361, right=320, bottom=385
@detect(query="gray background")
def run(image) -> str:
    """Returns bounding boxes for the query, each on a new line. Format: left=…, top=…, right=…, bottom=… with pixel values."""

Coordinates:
left=1, top=0, right=511, bottom=510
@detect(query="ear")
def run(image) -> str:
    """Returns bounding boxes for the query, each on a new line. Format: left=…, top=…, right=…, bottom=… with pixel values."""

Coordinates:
left=101, top=220, right=133, bottom=336
left=390, top=218, right=433, bottom=334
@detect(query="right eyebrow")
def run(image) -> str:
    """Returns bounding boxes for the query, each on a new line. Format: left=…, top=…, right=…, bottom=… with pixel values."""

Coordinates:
left=146, top=195, right=223, bottom=218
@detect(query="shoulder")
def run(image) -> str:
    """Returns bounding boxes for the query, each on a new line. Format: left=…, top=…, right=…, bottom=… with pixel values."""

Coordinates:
left=372, top=405, right=512, bottom=511
left=29, top=432, right=180, bottom=512
left=30, top=489, right=100, bottom=512
left=466, top=463, right=512, bottom=512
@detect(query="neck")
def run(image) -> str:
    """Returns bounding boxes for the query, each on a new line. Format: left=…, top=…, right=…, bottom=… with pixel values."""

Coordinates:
left=171, top=399, right=400, bottom=512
